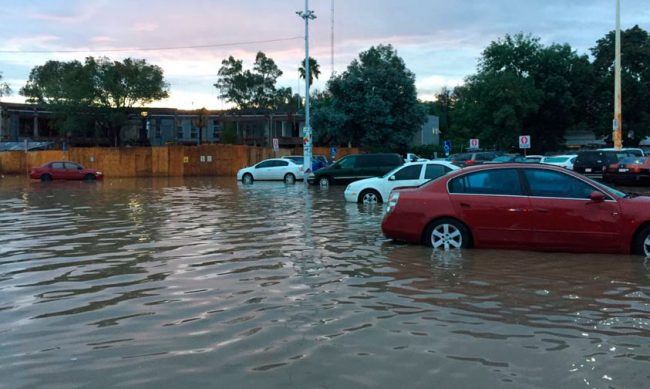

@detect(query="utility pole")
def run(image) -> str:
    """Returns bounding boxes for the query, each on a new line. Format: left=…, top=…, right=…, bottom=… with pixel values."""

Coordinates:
left=613, top=0, right=622, bottom=149
left=297, top=0, right=316, bottom=174
left=331, top=0, right=335, bottom=77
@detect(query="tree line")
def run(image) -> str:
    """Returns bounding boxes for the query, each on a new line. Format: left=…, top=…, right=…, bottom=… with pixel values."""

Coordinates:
left=427, top=25, right=650, bottom=153
left=3, top=24, right=649, bottom=152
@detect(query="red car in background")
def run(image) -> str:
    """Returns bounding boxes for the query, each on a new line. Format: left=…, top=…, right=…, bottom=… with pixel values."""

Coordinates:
left=29, top=161, right=104, bottom=181
left=381, top=163, right=650, bottom=257
left=603, top=156, right=650, bottom=184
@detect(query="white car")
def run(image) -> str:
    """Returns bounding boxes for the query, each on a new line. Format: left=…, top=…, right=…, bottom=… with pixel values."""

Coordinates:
left=344, top=161, right=459, bottom=203
left=541, top=154, right=578, bottom=169
left=237, top=158, right=304, bottom=184
left=404, top=153, right=429, bottom=163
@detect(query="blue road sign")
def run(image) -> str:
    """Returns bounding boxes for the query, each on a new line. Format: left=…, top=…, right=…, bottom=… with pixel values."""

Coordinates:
left=443, top=140, right=451, bottom=155
left=330, top=146, right=337, bottom=159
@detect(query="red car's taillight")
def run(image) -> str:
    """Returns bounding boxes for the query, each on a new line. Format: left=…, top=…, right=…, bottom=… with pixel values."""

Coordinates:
left=465, top=160, right=476, bottom=166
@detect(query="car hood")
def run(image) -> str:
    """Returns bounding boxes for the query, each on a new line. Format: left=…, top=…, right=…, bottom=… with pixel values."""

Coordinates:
left=347, top=176, right=383, bottom=190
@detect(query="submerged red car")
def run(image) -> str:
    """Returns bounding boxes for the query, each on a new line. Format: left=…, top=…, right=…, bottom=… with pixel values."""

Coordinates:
left=381, top=163, right=650, bottom=257
left=30, top=161, right=104, bottom=181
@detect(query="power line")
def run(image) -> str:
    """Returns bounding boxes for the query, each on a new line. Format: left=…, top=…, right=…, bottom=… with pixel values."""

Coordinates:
left=0, top=36, right=303, bottom=54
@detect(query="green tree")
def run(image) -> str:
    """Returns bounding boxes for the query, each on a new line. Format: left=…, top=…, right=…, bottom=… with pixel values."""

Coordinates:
left=298, top=57, right=321, bottom=86
left=316, top=44, right=426, bottom=151
left=422, top=87, right=456, bottom=137
left=0, top=72, right=11, bottom=97
left=591, top=25, right=650, bottom=145
left=21, top=57, right=169, bottom=145
left=452, top=33, right=593, bottom=152
left=214, top=52, right=287, bottom=111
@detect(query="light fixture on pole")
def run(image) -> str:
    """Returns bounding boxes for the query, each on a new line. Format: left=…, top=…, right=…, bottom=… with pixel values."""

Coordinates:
left=297, top=0, right=316, bottom=175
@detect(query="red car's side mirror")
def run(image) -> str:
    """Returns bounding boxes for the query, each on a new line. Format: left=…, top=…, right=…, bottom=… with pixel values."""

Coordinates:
left=589, top=191, right=605, bottom=203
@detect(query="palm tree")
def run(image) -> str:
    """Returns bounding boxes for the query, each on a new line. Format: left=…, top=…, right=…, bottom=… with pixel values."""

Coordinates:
left=298, top=57, right=320, bottom=87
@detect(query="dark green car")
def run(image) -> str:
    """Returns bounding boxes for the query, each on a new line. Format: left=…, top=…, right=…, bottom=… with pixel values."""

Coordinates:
left=307, top=153, right=404, bottom=186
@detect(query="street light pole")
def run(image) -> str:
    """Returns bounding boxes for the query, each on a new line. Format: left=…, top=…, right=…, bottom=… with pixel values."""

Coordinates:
left=297, top=0, right=316, bottom=174
left=613, top=0, right=622, bottom=149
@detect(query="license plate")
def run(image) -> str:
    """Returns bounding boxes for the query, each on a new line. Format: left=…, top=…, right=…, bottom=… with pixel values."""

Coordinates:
left=585, top=168, right=592, bottom=172
left=618, top=168, right=629, bottom=172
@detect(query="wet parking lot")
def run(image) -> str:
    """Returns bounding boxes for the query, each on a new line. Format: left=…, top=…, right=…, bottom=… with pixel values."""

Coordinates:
left=1, top=175, right=649, bottom=388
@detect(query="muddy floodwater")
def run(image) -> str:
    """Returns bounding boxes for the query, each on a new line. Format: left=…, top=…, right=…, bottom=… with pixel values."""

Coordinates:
left=1, top=176, right=649, bottom=389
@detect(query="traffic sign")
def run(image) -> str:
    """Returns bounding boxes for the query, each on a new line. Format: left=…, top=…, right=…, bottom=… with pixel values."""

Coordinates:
left=272, top=137, right=279, bottom=151
left=469, top=138, right=479, bottom=150
left=519, top=135, right=531, bottom=149
left=443, top=140, right=452, bottom=156
left=330, top=146, right=337, bottom=159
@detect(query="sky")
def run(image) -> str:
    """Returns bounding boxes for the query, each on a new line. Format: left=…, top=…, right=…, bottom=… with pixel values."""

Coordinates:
left=0, top=0, right=649, bottom=109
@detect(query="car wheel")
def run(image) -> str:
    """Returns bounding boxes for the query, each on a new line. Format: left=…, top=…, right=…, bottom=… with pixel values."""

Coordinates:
left=242, top=173, right=254, bottom=184
left=84, top=173, right=96, bottom=181
left=632, top=225, right=650, bottom=257
left=424, top=218, right=471, bottom=250
left=284, top=173, right=296, bottom=184
left=359, top=189, right=382, bottom=204
left=40, top=174, right=52, bottom=182
left=319, top=176, right=331, bottom=187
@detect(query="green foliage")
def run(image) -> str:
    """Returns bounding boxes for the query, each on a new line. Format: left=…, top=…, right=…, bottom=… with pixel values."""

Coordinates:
left=422, top=87, right=456, bottom=137
left=221, top=121, right=238, bottom=144
left=214, top=52, right=289, bottom=111
left=0, top=72, right=11, bottom=97
left=451, top=33, right=594, bottom=152
left=298, top=57, right=321, bottom=86
left=590, top=25, right=650, bottom=145
left=20, top=56, right=169, bottom=144
left=315, top=44, right=426, bottom=151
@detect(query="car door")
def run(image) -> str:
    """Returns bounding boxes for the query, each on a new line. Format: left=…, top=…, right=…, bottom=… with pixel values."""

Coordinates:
left=522, top=168, right=622, bottom=252
left=65, top=162, right=84, bottom=180
left=383, top=164, right=424, bottom=198
left=271, top=160, right=290, bottom=180
left=331, top=156, right=358, bottom=183
left=448, top=168, right=533, bottom=248
left=50, top=162, right=66, bottom=179
left=253, top=160, right=275, bottom=180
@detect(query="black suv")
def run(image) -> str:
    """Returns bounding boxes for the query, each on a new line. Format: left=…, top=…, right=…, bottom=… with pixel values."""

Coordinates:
left=573, top=150, right=636, bottom=179
left=307, top=153, right=403, bottom=186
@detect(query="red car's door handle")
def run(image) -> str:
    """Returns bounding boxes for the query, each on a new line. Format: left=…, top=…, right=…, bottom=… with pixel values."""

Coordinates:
left=460, top=202, right=471, bottom=208
left=534, top=208, right=549, bottom=213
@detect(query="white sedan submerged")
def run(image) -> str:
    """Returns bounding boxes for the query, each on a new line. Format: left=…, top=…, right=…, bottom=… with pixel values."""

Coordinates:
left=344, top=161, right=459, bottom=203
left=237, top=158, right=304, bottom=184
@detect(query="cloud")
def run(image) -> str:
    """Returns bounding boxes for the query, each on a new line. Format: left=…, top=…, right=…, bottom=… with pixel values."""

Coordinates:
left=132, top=23, right=159, bottom=33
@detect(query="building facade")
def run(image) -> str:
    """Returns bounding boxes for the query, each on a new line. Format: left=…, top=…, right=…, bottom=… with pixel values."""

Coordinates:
left=0, top=102, right=304, bottom=148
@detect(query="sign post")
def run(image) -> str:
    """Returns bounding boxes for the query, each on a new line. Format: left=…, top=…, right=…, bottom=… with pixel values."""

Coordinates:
left=443, top=140, right=452, bottom=157
left=518, top=135, right=531, bottom=156
left=469, top=138, right=479, bottom=150
left=272, top=137, right=279, bottom=152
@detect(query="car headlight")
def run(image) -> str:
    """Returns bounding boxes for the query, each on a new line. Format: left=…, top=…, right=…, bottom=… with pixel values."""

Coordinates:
left=308, top=173, right=315, bottom=178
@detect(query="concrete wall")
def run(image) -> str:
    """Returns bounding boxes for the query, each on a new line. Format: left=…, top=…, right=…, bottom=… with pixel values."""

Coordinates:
left=0, top=145, right=362, bottom=177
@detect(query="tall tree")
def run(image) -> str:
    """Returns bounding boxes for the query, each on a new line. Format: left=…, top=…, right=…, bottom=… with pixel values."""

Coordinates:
left=298, top=57, right=321, bottom=86
left=20, top=57, right=169, bottom=145
left=0, top=72, right=11, bottom=97
left=316, top=44, right=426, bottom=151
left=452, top=33, right=593, bottom=152
left=214, top=52, right=287, bottom=111
left=591, top=25, right=650, bottom=145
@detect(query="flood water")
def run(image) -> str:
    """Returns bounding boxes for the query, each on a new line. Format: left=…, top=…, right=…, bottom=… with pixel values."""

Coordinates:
left=1, top=176, right=649, bottom=389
